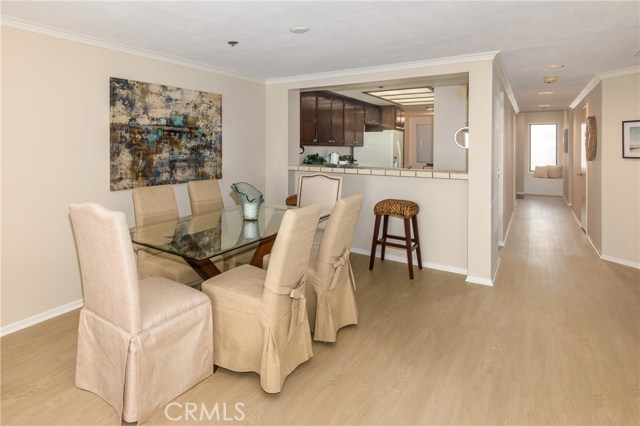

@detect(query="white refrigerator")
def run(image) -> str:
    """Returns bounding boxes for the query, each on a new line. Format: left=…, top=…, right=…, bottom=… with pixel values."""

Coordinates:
left=354, top=130, right=404, bottom=168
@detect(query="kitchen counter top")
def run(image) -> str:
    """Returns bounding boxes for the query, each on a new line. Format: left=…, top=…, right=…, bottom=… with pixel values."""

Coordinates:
left=288, top=164, right=468, bottom=180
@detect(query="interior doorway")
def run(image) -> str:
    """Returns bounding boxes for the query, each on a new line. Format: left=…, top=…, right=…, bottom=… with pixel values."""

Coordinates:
left=405, top=115, right=433, bottom=168
left=578, top=107, right=587, bottom=230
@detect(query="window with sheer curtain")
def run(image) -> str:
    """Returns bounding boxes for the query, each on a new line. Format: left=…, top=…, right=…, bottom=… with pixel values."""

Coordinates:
left=529, top=123, right=557, bottom=171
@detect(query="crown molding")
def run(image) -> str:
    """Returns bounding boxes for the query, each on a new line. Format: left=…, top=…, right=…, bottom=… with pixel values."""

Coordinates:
left=570, top=65, right=640, bottom=109
left=493, top=52, right=520, bottom=114
left=599, top=65, right=640, bottom=80
left=1, top=16, right=264, bottom=84
left=265, top=51, right=500, bottom=85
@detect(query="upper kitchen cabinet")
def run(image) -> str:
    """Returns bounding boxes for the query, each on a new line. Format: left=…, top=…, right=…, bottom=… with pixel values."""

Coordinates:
left=300, top=90, right=378, bottom=146
left=380, top=105, right=405, bottom=129
left=316, top=91, right=344, bottom=145
left=344, top=98, right=365, bottom=146
left=364, top=103, right=381, bottom=126
left=300, top=91, right=318, bottom=145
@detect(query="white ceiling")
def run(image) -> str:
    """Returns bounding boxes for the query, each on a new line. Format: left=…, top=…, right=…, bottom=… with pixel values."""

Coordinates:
left=2, top=1, right=639, bottom=111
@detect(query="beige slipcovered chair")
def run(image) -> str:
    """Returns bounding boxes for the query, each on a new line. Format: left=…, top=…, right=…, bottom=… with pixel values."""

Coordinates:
left=133, top=185, right=202, bottom=286
left=188, top=179, right=253, bottom=268
left=202, top=204, right=321, bottom=393
left=69, top=202, right=213, bottom=424
left=306, top=194, right=364, bottom=342
left=286, top=173, right=343, bottom=211
left=284, top=173, right=343, bottom=253
left=187, top=179, right=224, bottom=216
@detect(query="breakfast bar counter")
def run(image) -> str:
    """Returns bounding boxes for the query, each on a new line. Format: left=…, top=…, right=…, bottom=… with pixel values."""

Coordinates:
left=288, top=166, right=469, bottom=277
left=288, top=164, right=468, bottom=180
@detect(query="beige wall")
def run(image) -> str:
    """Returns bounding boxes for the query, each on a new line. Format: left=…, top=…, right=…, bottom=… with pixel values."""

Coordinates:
left=1, top=27, right=266, bottom=328
left=601, top=71, right=640, bottom=266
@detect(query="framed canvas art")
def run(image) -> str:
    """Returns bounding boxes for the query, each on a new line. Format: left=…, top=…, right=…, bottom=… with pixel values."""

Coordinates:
left=110, top=78, right=222, bottom=190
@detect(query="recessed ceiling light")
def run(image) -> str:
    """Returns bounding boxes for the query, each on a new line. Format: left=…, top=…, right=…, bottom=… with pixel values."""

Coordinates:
left=538, top=91, right=554, bottom=95
left=543, top=76, right=559, bottom=84
left=289, top=26, right=310, bottom=34
left=544, top=64, right=565, bottom=69
left=538, top=104, right=551, bottom=109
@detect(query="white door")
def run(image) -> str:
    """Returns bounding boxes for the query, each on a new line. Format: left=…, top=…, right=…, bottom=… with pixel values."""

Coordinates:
left=406, top=115, right=433, bottom=168
left=578, top=108, right=587, bottom=230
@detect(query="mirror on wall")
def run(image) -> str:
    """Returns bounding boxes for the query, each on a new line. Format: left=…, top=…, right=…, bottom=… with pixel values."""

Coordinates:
left=453, top=125, right=469, bottom=149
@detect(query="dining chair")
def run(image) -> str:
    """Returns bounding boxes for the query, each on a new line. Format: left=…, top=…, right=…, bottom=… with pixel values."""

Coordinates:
left=201, top=204, right=321, bottom=393
left=187, top=179, right=224, bottom=216
left=285, top=173, right=343, bottom=250
left=187, top=179, right=253, bottom=268
left=306, top=194, right=363, bottom=342
left=69, top=202, right=213, bottom=424
left=132, top=185, right=203, bottom=286
left=286, top=173, right=343, bottom=211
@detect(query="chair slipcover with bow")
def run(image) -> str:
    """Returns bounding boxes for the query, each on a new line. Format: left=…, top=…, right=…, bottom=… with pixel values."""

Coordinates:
left=132, top=185, right=202, bottom=286
left=201, top=204, right=321, bottom=393
left=69, top=202, right=213, bottom=424
left=306, top=194, right=363, bottom=342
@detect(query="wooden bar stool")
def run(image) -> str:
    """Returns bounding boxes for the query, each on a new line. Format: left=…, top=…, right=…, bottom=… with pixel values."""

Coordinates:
left=369, top=199, right=423, bottom=279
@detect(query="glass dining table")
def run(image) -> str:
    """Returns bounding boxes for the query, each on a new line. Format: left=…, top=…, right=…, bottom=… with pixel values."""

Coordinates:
left=130, top=204, right=326, bottom=279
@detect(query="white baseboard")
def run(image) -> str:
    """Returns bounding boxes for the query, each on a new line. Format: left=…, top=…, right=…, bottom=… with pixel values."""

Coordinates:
left=492, top=256, right=501, bottom=282
left=465, top=275, right=494, bottom=286
left=499, top=212, right=515, bottom=247
left=1, top=299, right=83, bottom=337
left=600, top=254, right=640, bottom=270
left=586, top=234, right=601, bottom=257
left=350, top=247, right=467, bottom=276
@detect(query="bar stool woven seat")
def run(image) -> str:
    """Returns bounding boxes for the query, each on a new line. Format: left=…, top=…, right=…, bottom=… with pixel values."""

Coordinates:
left=373, top=199, right=419, bottom=219
left=369, top=199, right=422, bottom=279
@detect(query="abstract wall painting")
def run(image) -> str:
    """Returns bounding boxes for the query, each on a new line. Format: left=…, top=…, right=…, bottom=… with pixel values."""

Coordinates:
left=110, top=77, right=222, bottom=191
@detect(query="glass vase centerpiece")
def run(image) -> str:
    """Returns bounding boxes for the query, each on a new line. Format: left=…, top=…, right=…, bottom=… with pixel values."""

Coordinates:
left=231, top=182, right=264, bottom=221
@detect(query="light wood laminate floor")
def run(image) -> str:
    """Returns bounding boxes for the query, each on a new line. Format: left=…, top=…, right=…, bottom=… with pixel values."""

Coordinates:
left=2, top=196, right=639, bottom=425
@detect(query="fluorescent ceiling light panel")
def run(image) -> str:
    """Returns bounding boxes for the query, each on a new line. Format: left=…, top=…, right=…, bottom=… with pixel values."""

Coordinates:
left=365, top=86, right=434, bottom=105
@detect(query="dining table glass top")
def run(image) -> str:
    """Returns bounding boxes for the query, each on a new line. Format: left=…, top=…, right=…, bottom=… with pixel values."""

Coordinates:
left=130, top=204, right=292, bottom=262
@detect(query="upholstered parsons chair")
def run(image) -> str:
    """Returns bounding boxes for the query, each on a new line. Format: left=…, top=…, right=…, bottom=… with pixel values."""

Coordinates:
left=202, top=204, right=321, bottom=393
left=187, top=178, right=253, bottom=269
left=284, top=172, right=343, bottom=251
left=306, top=194, right=364, bottom=342
left=133, top=185, right=202, bottom=286
left=286, top=173, right=342, bottom=211
left=69, top=202, right=213, bottom=424
left=188, top=179, right=224, bottom=216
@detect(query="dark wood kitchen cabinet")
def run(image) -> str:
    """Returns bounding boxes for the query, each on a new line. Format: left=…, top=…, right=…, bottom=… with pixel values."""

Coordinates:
left=364, top=103, right=381, bottom=126
left=380, top=105, right=405, bottom=129
left=300, top=90, right=377, bottom=146
left=316, top=91, right=344, bottom=145
left=344, top=98, right=365, bottom=146
left=300, top=91, right=317, bottom=145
